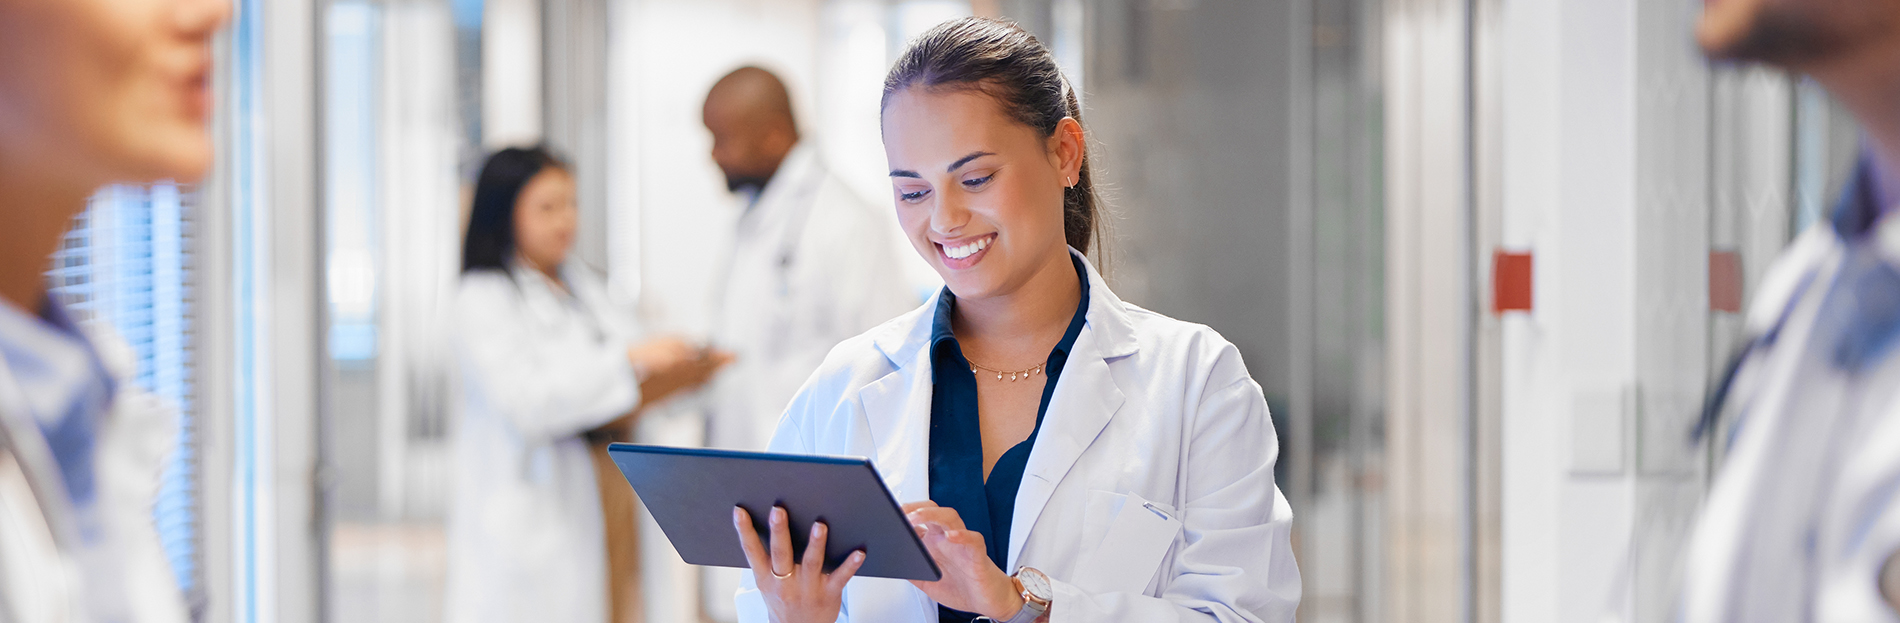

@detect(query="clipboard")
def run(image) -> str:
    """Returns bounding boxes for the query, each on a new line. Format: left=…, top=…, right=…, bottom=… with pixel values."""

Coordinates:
left=607, top=443, right=942, bottom=581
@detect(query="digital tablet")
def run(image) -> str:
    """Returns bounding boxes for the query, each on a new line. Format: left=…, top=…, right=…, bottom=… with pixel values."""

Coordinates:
left=607, top=443, right=942, bottom=581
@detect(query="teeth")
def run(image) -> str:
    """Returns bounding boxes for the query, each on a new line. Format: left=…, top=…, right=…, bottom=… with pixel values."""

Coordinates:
left=944, top=237, right=990, bottom=260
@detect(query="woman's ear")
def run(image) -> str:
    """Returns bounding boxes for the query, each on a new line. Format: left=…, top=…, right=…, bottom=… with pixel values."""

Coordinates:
left=1050, top=117, right=1087, bottom=185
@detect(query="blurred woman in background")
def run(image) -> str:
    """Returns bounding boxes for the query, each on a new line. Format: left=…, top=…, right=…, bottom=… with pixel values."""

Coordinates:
left=445, top=146, right=729, bottom=623
left=0, top=0, right=229, bottom=620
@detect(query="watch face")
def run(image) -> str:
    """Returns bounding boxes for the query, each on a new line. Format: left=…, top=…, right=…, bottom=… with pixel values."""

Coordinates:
left=1019, top=567, right=1052, bottom=602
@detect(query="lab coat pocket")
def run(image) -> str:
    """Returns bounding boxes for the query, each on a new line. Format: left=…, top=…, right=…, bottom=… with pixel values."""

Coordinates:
left=1069, top=491, right=1182, bottom=595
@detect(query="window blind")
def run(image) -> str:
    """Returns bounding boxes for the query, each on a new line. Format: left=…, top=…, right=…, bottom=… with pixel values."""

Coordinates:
left=45, top=182, right=203, bottom=611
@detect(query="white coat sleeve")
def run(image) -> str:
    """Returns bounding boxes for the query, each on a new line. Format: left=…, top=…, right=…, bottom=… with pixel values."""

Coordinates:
left=455, top=278, right=640, bottom=444
left=1047, top=366, right=1301, bottom=622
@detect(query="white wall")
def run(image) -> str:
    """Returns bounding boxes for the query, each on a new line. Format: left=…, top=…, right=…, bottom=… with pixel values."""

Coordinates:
left=1496, top=1, right=1743, bottom=621
left=1500, top=2, right=1644, bottom=621
left=483, top=0, right=543, bottom=148
left=607, top=0, right=823, bottom=336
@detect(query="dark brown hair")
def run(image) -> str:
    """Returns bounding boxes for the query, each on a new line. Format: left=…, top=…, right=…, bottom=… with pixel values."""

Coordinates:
left=882, top=17, right=1100, bottom=255
left=463, top=145, right=568, bottom=273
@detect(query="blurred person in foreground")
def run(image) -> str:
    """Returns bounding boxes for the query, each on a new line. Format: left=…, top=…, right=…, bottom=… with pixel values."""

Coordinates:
left=1681, top=0, right=1900, bottom=620
left=698, top=66, right=927, bottom=454
left=0, top=0, right=229, bottom=620
left=444, top=146, right=729, bottom=623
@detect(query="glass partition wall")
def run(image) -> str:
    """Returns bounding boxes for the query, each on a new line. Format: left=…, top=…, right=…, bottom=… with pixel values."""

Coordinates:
left=1082, top=1, right=1388, bottom=621
left=319, top=1, right=462, bottom=621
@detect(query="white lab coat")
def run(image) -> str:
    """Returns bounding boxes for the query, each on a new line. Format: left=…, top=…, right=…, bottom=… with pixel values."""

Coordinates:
left=704, top=144, right=926, bottom=452
left=735, top=250, right=1302, bottom=623
left=0, top=318, right=187, bottom=623
left=1679, top=161, right=1900, bottom=622
left=444, top=262, right=643, bottom=623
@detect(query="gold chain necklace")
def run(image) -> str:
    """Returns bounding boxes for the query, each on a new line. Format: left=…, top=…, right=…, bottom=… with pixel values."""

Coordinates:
left=968, top=359, right=1045, bottom=382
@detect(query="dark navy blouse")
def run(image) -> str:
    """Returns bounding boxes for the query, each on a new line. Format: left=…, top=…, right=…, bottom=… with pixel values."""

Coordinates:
left=927, top=255, right=1090, bottom=622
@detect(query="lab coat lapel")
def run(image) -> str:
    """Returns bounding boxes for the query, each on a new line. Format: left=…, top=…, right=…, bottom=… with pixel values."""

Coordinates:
left=861, top=295, right=938, bottom=504
left=1007, top=337, right=1123, bottom=569
left=857, top=364, right=931, bottom=504
left=1007, top=252, right=1137, bottom=568
left=848, top=302, right=941, bottom=622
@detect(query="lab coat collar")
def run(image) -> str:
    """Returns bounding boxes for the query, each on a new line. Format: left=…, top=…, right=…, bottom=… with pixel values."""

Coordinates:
left=504, top=258, right=600, bottom=298
left=505, top=258, right=557, bottom=290
left=861, top=248, right=1136, bottom=568
left=1006, top=334, right=1126, bottom=568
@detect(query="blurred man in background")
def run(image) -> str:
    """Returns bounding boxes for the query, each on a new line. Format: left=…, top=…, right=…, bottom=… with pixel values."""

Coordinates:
left=698, top=66, right=921, bottom=452
left=694, top=65, right=923, bottom=623
left=1681, top=0, right=1900, bottom=620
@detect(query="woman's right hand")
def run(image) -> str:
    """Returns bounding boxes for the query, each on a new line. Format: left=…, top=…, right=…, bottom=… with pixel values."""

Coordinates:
left=628, top=338, right=733, bottom=406
left=734, top=505, right=866, bottom=623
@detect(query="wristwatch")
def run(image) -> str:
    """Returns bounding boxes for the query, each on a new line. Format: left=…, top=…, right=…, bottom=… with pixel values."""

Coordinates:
left=993, top=567, right=1052, bottom=623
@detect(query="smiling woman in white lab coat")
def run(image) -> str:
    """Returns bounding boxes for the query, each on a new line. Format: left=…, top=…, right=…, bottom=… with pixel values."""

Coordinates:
left=444, top=146, right=728, bottom=623
left=730, top=18, right=1300, bottom=623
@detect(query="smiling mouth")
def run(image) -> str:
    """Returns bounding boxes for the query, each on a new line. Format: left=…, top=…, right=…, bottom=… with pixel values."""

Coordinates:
left=181, top=66, right=212, bottom=121
left=941, top=235, right=993, bottom=260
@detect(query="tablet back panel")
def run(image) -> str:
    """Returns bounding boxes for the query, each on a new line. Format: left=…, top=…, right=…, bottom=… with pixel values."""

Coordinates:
left=607, top=444, right=942, bottom=582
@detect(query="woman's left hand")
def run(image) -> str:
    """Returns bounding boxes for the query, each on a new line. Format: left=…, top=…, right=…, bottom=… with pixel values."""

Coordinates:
left=902, top=501, right=1027, bottom=620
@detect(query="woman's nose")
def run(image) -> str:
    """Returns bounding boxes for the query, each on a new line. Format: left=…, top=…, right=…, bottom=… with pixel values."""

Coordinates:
left=929, top=192, right=970, bottom=237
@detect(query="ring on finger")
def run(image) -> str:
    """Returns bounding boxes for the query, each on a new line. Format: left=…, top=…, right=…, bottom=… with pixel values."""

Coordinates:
left=773, top=568, right=793, bottom=580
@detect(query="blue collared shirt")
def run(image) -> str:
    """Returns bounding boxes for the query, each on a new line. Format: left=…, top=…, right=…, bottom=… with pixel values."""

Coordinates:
left=1820, top=152, right=1900, bottom=372
left=0, top=297, right=115, bottom=514
left=927, top=255, right=1089, bottom=623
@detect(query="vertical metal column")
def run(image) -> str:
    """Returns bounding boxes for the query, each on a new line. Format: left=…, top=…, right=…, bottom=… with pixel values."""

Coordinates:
left=1383, top=0, right=1477, bottom=620
left=544, top=0, right=613, bottom=272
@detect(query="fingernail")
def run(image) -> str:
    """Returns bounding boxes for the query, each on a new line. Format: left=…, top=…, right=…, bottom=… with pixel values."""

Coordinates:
left=851, top=551, right=865, bottom=562
left=815, top=523, right=826, bottom=536
left=733, top=507, right=742, bottom=523
left=772, top=507, right=784, bottom=524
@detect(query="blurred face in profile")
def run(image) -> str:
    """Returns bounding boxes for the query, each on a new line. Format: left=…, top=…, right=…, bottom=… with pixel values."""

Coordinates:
left=0, top=0, right=230, bottom=189
left=1698, top=0, right=1900, bottom=67
left=882, top=87, right=1080, bottom=302
left=512, top=167, right=578, bottom=274
left=702, top=99, right=794, bottom=194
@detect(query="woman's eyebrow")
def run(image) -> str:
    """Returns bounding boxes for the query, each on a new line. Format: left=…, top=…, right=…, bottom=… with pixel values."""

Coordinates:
left=948, top=151, right=995, bottom=172
left=889, top=151, right=997, bottom=178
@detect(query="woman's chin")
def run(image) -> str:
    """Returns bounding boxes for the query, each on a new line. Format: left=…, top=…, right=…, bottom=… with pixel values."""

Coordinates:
left=125, top=129, right=215, bottom=184
left=940, top=274, right=1004, bottom=302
